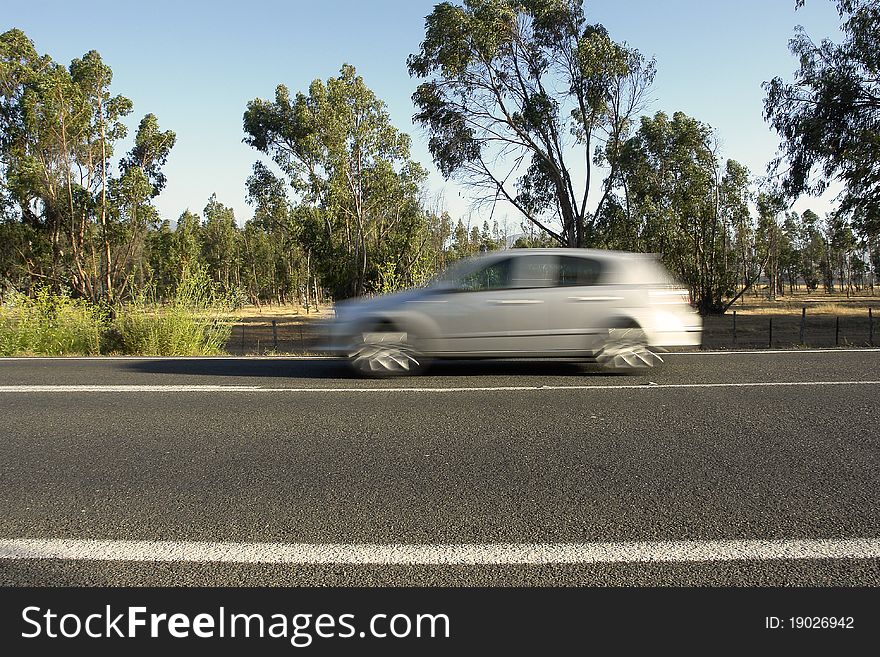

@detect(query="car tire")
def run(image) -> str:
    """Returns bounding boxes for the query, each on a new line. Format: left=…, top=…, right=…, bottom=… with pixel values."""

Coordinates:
left=348, top=322, right=428, bottom=377
left=596, top=325, right=663, bottom=370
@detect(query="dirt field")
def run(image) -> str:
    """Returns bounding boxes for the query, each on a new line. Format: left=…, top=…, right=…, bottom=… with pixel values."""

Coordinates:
left=226, top=293, right=879, bottom=355
left=224, top=304, right=334, bottom=355
left=703, top=293, right=878, bottom=350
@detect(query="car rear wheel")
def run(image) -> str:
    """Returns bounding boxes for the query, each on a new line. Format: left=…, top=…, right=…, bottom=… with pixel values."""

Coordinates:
left=348, top=324, right=427, bottom=377
left=596, top=326, right=663, bottom=369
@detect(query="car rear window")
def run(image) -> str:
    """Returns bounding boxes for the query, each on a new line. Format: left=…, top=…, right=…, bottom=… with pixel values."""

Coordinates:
left=558, top=256, right=602, bottom=286
left=456, top=258, right=513, bottom=291
left=511, top=254, right=558, bottom=288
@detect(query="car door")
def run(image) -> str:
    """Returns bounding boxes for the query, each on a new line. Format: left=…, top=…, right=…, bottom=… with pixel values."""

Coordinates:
left=428, top=255, right=551, bottom=355
left=540, top=254, right=613, bottom=354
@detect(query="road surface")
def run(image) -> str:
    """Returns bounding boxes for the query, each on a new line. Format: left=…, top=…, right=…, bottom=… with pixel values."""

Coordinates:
left=1, top=350, right=878, bottom=586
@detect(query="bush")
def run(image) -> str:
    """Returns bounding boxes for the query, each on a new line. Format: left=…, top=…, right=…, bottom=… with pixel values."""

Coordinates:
left=110, top=265, right=234, bottom=356
left=0, top=287, right=105, bottom=356
left=0, top=266, right=234, bottom=356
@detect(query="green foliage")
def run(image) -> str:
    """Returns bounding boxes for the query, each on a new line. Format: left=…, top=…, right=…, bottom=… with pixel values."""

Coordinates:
left=108, top=265, right=234, bottom=356
left=201, top=194, right=239, bottom=294
left=608, top=111, right=744, bottom=313
left=244, top=64, right=429, bottom=298
left=0, top=28, right=174, bottom=303
left=408, top=0, right=655, bottom=247
left=0, top=267, right=233, bottom=356
left=764, top=0, right=880, bottom=237
left=0, top=287, right=104, bottom=355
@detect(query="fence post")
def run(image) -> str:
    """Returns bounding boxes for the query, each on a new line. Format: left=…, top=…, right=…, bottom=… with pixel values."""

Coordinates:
left=768, top=317, right=773, bottom=349
left=272, top=319, right=278, bottom=351
left=835, top=316, right=840, bottom=347
left=799, top=307, right=806, bottom=345
left=732, top=310, right=737, bottom=348
left=240, top=324, right=245, bottom=354
left=870, top=308, right=874, bottom=347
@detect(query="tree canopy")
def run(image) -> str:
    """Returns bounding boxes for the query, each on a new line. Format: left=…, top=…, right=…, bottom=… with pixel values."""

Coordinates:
left=243, top=64, right=430, bottom=298
left=408, top=0, right=655, bottom=248
left=0, top=28, right=175, bottom=302
left=763, top=0, right=880, bottom=237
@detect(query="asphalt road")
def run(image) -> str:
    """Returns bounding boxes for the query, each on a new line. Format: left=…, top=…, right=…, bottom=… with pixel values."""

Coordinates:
left=1, top=350, right=878, bottom=586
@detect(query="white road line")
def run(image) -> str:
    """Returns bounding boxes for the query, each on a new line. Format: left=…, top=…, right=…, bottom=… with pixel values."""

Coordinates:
left=1, top=381, right=879, bottom=393
left=1, top=538, right=878, bottom=564
left=0, top=385, right=264, bottom=392
left=667, top=348, right=880, bottom=355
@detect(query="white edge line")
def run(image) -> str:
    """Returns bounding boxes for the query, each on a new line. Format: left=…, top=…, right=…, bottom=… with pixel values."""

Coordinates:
left=667, top=348, right=880, bottom=355
left=1, top=538, right=878, bottom=564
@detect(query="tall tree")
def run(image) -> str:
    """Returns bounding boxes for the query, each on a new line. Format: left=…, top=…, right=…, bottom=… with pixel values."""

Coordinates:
left=70, top=50, right=133, bottom=302
left=616, top=111, right=742, bottom=314
left=243, top=64, right=427, bottom=298
left=111, top=114, right=176, bottom=298
left=408, top=0, right=654, bottom=248
left=797, top=208, right=825, bottom=290
left=173, top=209, right=203, bottom=280
left=245, top=162, right=308, bottom=305
left=0, top=29, right=172, bottom=304
left=719, top=160, right=758, bottom=301
left=764, top=0, right=880, bottom=239
left=201, top=194, right=238, bottom=293
left=755, top=191, right=787, bottom=300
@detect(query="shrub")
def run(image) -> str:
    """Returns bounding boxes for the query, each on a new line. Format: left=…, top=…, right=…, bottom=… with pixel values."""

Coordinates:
left=0, top=287, right=105, bottom=356
left=111, top=265, right=233, bottom=356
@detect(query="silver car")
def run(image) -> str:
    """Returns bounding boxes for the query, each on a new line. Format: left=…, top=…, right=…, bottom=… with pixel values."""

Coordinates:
left=327, top=248, right=702, bottom=376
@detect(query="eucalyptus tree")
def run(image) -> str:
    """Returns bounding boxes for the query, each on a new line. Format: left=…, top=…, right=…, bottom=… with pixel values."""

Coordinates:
left=244, top=64, right=428, bottom=298
left=617, top=111, right=745, bottom=314
left=797, top=209, right=825, bottom=291
left=780, top=212, right=802, bottom=293
left=826, top=213, right=858, bottom=295
left=111, top=114, right=176, bottom=299
left=143, top=219, right=177, bottom=298
left=719, top=160, right=758, bottom=302
left=201, top=194, right=239, bottom=294
left=68, top=50, right=133, bottom=302
left=0, top=29, right=173, bottom=303
left=755, top=191, right=787, bottom=300
left=173, top=210, right=203, bottom=281
left=245, top=162, right=306, bottom=304
left=764, top=0, right=880, bottom=241
left=408, top=0, right=655, bottom=247
left=1, top=29, right=92, bottom=287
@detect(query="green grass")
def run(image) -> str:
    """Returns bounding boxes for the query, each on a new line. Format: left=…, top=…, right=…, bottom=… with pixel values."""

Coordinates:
left=0, top=266, right=234, bottom=357
left=0, top=287, right=105, bottom=356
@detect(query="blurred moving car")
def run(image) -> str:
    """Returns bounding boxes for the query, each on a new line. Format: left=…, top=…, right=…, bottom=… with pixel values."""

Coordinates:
left=327, top=248, right=702, bottom=376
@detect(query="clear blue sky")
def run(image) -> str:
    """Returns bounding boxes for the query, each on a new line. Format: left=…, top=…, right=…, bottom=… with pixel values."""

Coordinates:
left=5, top=0, right=845, bottom=228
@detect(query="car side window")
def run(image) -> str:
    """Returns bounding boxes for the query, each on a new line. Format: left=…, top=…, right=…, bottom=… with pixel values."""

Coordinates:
left=510, top=254, right=559, bottom=288
left=558, top=256, right=602, bottom=286
left=456, top=258, right=513, bottom=292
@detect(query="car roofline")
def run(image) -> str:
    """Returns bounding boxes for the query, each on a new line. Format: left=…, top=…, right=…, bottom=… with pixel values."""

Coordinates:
left=468, top=248, right=659, bottom=260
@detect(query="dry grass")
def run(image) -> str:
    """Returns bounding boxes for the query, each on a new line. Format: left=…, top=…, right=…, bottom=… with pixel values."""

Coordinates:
left=729, top=296, right=877, bottom=316
left=226, top=303, right=334, bottom=319
left=225, top=303, right=334, bottom=355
